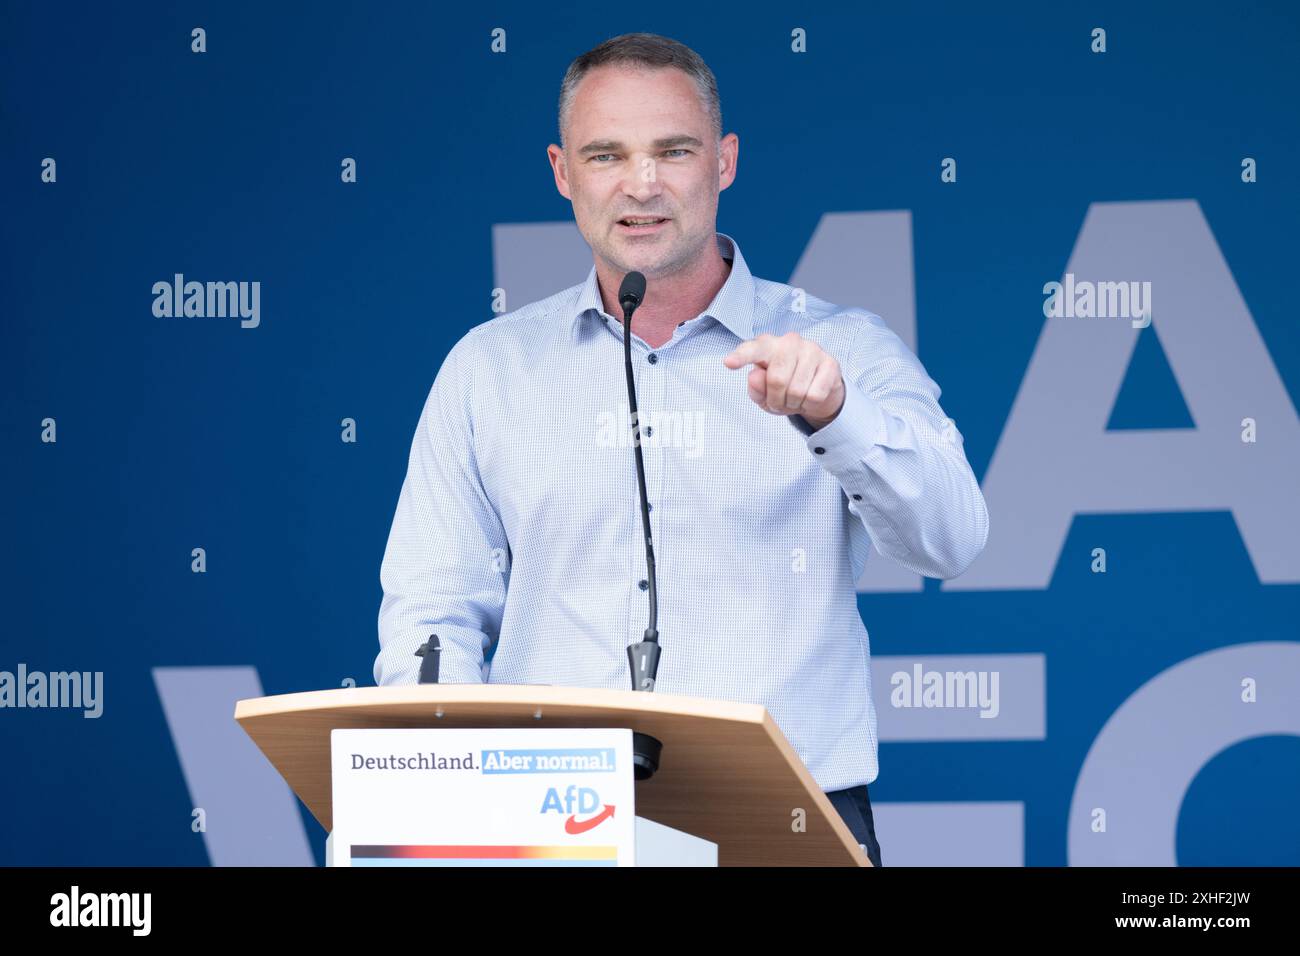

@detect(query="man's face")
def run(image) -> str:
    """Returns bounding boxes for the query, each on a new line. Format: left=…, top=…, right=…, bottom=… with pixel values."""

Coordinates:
left=548, top=65, right=738, bottom=280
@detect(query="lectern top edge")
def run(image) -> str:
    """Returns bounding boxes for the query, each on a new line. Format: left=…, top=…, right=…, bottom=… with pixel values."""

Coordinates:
left=233, top=683, right=772, bottom=727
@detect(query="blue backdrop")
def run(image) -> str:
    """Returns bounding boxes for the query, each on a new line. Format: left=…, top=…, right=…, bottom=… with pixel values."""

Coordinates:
left=3, top=1, right=1298, bottom=866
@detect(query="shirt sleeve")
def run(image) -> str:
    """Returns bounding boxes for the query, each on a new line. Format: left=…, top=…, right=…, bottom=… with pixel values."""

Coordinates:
left=789, top=312, right=989, bottom=579
left=374, top=336, right=509, bottom=685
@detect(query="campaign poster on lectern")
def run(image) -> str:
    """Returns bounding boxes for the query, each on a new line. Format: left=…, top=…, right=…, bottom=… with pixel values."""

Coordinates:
left=330, top=727, right=636, bottom=867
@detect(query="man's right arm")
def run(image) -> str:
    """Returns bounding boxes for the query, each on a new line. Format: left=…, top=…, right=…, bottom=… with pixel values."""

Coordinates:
left=374, top=337, right=509, bottom=685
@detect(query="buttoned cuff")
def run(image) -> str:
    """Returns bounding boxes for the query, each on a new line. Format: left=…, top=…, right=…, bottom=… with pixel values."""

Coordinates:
left=790, top=376, right=888, bottom=470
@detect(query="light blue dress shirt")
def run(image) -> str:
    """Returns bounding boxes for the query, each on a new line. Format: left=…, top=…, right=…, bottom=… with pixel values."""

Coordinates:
left=375, top=232, right=989, bottom=790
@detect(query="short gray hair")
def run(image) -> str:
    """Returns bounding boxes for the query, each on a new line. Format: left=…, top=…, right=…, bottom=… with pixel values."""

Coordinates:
left=558, top=32, right=722, bottom=151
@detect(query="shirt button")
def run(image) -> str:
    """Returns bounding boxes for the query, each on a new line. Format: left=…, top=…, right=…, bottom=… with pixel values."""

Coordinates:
left=645, top=426, right=653, bottom=436
left=814, top=446, right=826, bottom=455
left=852, top=494, right=862, bottom=501
left=647, top=353, right=658, bottom=364
left=638, top=579, right=649, bottom=591
left=647, top=503, right=653, bottom=512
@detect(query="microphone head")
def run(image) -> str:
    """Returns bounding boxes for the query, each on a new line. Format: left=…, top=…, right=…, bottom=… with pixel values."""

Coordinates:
left=618, top=271, right=647, bottom=312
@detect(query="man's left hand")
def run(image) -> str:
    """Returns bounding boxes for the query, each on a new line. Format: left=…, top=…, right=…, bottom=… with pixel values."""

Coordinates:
left=723, top=332, right=846, bottom=431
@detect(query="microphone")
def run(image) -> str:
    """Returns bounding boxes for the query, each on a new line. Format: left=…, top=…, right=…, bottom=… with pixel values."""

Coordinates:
left=415, top=633, right=441, bottom=684
left=617, top=271, right=662, bottom=694
left=619, top=270, right=646, bottom=312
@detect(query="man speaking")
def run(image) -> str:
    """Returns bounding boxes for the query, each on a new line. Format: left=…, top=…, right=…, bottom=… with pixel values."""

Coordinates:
left=375, top=32, right=989, bottom=868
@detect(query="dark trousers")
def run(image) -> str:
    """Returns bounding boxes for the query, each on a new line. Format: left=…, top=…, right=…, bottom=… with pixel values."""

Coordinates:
left=825, top=784, right=883, bottom=867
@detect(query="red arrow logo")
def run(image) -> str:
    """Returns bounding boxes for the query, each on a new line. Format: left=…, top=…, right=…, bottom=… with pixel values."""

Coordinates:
left=564, top=804, right=616, bottom=834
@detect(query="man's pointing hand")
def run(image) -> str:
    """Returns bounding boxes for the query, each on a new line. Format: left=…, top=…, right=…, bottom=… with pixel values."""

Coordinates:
left=723, top=332, right=846, bottom=431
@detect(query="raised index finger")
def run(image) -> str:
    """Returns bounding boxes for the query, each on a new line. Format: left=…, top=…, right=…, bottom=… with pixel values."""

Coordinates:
left=723, top=335, right=776, bottom=369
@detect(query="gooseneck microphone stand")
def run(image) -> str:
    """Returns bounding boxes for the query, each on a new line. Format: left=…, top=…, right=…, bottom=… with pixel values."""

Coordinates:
left=617, top=270, right=665, bottom=780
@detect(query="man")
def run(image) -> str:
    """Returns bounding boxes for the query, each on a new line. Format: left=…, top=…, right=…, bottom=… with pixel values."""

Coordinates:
left=375, top=32, right=989, bottom=868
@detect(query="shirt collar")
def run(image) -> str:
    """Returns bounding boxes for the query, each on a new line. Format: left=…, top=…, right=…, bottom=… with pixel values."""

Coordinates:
left=568, top=231, right=756, bottom=344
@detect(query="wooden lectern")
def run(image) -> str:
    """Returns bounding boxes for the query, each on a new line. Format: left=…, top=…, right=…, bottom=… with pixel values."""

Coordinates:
left=234, top=684, right=872, bottom=867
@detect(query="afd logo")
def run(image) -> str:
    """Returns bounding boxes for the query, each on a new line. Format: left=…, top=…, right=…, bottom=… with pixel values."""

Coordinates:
left=541, top=785, right=616, bottom=834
